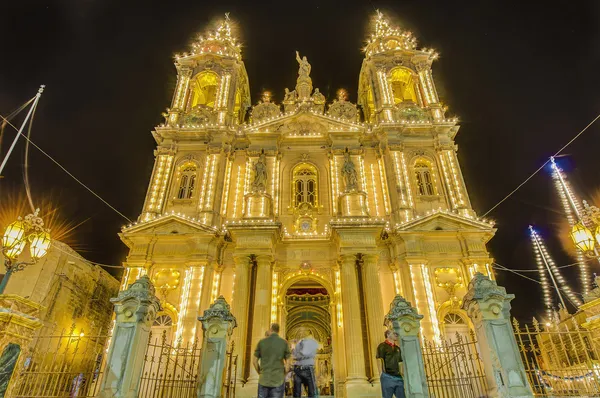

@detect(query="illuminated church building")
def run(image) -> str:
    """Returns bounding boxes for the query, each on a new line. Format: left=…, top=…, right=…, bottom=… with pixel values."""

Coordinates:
left=119, top=13, right=496, bottom=397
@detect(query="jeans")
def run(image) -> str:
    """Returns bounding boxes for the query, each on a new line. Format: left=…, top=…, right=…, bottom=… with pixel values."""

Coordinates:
left=293, top=366, right=317, bottom=397
left=380, top=372, right=405, bottom=398
left=258, top=383, right=285, bottom=398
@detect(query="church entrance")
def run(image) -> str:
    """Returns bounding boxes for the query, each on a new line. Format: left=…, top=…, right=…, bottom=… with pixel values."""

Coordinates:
left=284, top=278, right=334, bottom=397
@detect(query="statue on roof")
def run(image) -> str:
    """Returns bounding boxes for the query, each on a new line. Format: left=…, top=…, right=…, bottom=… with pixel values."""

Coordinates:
left=284, top=88, right=297, bottom=103
left=296, top=51, right=311, bottom=78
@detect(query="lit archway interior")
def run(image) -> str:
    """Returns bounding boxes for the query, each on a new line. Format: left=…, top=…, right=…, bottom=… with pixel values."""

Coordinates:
left=285, top=278, right=334, bottom=394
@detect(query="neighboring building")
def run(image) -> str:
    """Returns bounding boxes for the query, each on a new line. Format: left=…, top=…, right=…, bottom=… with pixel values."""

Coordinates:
left=2, top=240, right=120, bottom=335
left=119, top=13, right=496, bottom=397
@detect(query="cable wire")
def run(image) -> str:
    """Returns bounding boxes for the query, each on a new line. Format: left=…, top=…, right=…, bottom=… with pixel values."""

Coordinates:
left=481, top=112, right=600, bottom=217
left=0, top=113, right=133, bottom=223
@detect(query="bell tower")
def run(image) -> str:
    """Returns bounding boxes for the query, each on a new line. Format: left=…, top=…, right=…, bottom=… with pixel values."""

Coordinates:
left=166, top=14, right=251, bottom=128
left=358, top=11, right=445, bottom=124
left=139, top=15, right=251, bottom=223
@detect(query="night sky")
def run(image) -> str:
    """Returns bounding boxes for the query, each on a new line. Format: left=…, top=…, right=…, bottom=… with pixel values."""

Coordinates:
left=1, top=1, right=599, bottom=320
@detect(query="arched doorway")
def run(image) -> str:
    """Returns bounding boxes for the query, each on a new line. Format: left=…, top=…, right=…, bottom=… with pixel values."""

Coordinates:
left=284, top=278, right=334, bottom=396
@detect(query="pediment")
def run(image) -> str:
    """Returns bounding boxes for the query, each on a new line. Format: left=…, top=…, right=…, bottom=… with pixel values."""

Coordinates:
left=245, top=109, right=364, bottom=135
left=396, top=212, right=495, bottom=233
left=121, top=215, right=217, bottom=236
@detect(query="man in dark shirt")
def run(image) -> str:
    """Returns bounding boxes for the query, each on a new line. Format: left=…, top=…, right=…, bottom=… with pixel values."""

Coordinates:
left=376, top=329, right=405, bottom=398
left=253, top=323, right=291, bottom=398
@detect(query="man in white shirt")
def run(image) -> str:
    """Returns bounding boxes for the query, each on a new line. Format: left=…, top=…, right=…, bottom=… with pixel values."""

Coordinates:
left=292, top=329, right=319, bottom=397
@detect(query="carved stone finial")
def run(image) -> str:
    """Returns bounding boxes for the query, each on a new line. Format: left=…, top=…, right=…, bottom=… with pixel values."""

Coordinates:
left=462, top=272, right=508, bottom=306
left=385, top=295, right=423, bottom=325
left=199, top=295, right=237, bottom=329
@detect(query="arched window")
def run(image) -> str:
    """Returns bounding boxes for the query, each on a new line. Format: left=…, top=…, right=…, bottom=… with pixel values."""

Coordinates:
left=233, top=88, right=242, bottom=123
left=191, top=72, right=219, bottom=108
left=414, top=160, right=435, bottom=196
left=177, top=164, right=197, bottom=199
left=293, top=164, right=318, bottom=207
left=390, top=67, right=417, bottom=104
left=443, top=313, right=465, bottom=325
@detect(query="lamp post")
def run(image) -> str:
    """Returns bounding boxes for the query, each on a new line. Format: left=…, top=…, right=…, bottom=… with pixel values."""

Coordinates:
left=569, top=200, right=600, bottom=259
left=0, top=209, right=51, bottom=294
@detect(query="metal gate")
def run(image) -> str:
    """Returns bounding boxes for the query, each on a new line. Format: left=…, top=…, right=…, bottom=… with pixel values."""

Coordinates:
left=513, top=318, right=600, bottom=396
left=138, top=331, right=202, bottom=398
left=9, top=324, right=111, bottom=397
left=422, top=331, right=488, bottom=398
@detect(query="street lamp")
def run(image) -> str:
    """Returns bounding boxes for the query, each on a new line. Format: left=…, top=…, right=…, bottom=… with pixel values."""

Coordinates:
left=0, top=209, right=51, bottom=294
left=569, top=201, right=600, bottom=258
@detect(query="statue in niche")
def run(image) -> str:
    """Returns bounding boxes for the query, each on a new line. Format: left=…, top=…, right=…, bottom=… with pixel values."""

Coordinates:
left=284, top=88, right=297, bottom=102
left=252, top=150, right=268, bottom=193
left=341, top=149, right=358, bottom=192
left=296, top=51, right=311, bottom=78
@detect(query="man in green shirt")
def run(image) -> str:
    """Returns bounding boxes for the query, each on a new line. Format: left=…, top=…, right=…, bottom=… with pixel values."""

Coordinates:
left=253, top=323, right=291, bottom=398
left=376, top=329, right=405, bottom=398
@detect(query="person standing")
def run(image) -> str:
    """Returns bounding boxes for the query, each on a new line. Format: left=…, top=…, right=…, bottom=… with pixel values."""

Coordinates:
left=253, top=323, right=291, bottom=398
left=376, top=329, right=406, bottom=398
left=292, top=329, right=319, bottom=398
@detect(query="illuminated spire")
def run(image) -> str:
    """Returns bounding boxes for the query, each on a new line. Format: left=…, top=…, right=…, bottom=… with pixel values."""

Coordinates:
left=178, top=13, right=242, bottom=61
left=364, top=11, right=438, bottom=60
left=550, top=157, right=592, bottom=295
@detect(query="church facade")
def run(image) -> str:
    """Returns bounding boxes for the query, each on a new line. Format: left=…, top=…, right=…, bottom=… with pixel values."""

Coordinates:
left=119, top=13, right=496, bottom=397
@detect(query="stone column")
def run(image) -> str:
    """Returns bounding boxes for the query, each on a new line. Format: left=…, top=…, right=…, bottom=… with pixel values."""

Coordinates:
left=197, top=296, right=237, bottom=398
left=361, top=253, right=385, bottom=382
left=98, top=275, right=161, bottom=398
left=385, top=295, right=429, bottom=398
left=462, top=273, right=534, bottom=398
left=246, top=254, right=273, bottom=385
left=339, top=254, right=368, bottom=383
left=230, top=255, right=251, bottom=384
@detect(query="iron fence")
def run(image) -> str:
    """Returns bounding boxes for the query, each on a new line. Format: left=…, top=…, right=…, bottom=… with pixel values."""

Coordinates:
left=9, top=324, right=111, bottom=398
left=138, top=331, right=202, bottom=398
left=422, top=331, right=488, bottom=398
left=513, top=317, right=600, bottom=396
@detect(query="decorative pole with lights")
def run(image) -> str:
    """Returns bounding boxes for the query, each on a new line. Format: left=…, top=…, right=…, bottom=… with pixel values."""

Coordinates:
left=529, top=225, right=582, bottom=316
left=0, top=209, right=51, bottom=294
left=550, top=156, right=594, bottom=295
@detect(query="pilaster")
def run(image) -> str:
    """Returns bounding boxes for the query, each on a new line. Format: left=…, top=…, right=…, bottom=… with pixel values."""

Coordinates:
left=360, top=253, right=385, bottom=383
left=230, top=255, right=251, bottom=385
left=246, top=254, right=273, bottom=385
left=339, top=254, right=368, bottom=384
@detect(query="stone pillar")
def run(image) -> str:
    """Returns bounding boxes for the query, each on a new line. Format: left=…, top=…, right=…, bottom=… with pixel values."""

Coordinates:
left=230, top=255, right=251, bottom=384
left=385, top=295, right=429, bottom=398
left=246, top=254, right=273, bottom=385
left=197, top=296, right=237, bottom=398
left=98, top=275, right=161, bottom=398
left=0, top=295, right=43, bottom=397
left=339, top=254, right=368, bottom=383
left=361, top=253, right=385, bottom=382
left=462, top=273, right=534, bottom=398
